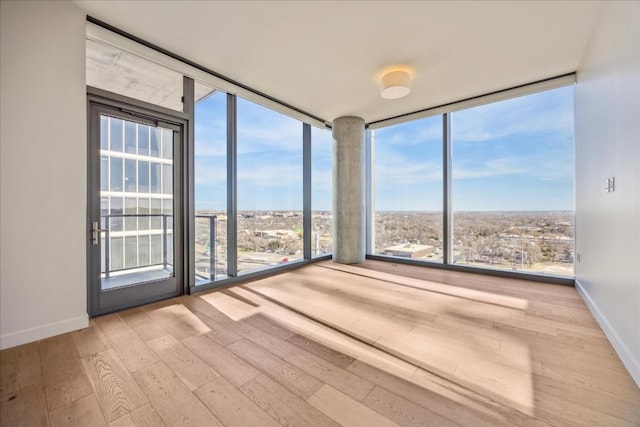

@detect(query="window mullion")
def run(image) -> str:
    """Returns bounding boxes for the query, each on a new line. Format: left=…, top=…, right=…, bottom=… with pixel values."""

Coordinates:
left=303, top=123, right=312, bottom=259
left=227, top=94, right=238, bottom=277
left=443, top=113, right=453, bottom=265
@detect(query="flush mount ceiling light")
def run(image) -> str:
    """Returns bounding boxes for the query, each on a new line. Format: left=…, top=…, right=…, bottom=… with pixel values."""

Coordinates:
left=379, top=69, right=412, bottom=100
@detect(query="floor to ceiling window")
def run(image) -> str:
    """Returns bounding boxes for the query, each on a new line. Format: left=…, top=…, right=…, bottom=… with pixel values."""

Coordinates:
left=372, top=116, right=443, bottom=262
left=370, top=82, right=575, bottom=277
left=192, top=89, right=331, bottom=286
left=452, top=85, right=575, bottom=275
left=194, top=83, right=228, bottom=284
left=236, top=97, right=304, bottom=274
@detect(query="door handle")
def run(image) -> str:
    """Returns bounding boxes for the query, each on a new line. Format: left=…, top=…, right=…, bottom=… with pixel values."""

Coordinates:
left=91, top=220, right=109, bottom=245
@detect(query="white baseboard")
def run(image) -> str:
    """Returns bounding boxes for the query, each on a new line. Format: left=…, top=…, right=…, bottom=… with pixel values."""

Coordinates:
left=575, top=279, right=640, bottom=388
left=0, top=314, right=89, bottom=350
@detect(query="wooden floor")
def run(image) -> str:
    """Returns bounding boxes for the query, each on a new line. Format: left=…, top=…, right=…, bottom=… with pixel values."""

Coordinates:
left=1, top=260, right=639, bottom=426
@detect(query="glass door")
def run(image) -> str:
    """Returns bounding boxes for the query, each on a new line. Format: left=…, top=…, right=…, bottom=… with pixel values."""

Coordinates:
left=88, top=100, right=184, bottom=316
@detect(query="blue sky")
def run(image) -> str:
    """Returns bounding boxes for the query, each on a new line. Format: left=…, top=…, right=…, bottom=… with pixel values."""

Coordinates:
left=375, top=85, right=574, bottom=211
left=195, top=85, right=574, bottom=212
left=195, top=94, right=333, bottom=211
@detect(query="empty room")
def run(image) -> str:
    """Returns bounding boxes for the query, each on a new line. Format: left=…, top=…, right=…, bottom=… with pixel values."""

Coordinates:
left=1, top=1, right=639, bottom=426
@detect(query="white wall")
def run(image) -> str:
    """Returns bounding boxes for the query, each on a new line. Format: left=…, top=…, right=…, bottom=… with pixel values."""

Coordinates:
left=0, top=1, right=88, bottom=349
left=575, top=2, right=640, bottom=386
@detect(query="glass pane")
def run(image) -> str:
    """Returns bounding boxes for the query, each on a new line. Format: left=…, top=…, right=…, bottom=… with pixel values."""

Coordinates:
left=101, top=195, right=109, bottom=272
left=110, top=197, right=123, bottom=232
left=100, top=156, right=108, bottom=191
left=125, top=197, right=137, bottom=231
left=100, top=116, right=108, bottom=150
left=138, top=161, right=149, bottom=193
left=110, top=118, right=123, bottom=152
left=138, top=125, right=150, bottom=156
left=150, top=235, right=162, bottom=265
left=150, top=163, right=161, bottom=194
left=150, top=129, right=160, bottom=157
left=161, top=128, right=172, bottom=160
left=166, top=228, right=174, bottom=266
left=150, top=198, right=162, bottom=230
left=138, top=198, right=149, bottom=231
left=109, top=157, right=123, bottom=192
left=162, top=198, right=173, bottom=215
left=194, top=85, right=227, bottom=283
left=452, top=85, right=575, bottom=276
left=373, top=116, right=443, bottom=262
left=162, top=164, right=172, bottom=195
left=125, top=236, right=137, bottom=269
left=110, top=237, right=124, bottom=271
left=125, top=159, right=137, bottom=192
left=311, top=127, right=333, bottom=256
left=237, top=97, right=303, bottom=274
left=101, top=197, right=109, bottom=218
left=138, top=235, right=149, bottom=266
left=125, top=121, right=137, bottom=154
left=99, top=114, right=175, bottom=290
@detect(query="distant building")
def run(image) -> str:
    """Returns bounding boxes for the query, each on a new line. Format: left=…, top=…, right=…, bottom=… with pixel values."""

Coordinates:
left=100, top=116, right=174, bottom=273
left=383, top=243, right=433, bottom=259
left=255, top=229, right=297, bottom=239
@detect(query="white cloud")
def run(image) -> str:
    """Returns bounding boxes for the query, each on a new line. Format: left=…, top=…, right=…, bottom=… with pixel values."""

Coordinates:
left=453, top=157, right=525, bottom=179
left=237, top=163, right=303, bottom=189
left=374, top=117, right=442, bottom=147
left=194, top=164, right=226, bottom=186
left=453, top=153, right=573, bottom=182
left=236, top=98, right=304, bottom=154
left=452, top=87, right=574, bottom=142
left=374, top=148, right=442, bottom=187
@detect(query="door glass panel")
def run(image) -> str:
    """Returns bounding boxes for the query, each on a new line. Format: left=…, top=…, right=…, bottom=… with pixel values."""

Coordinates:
left=125, top=121, right=137, bottom=154
left=110, top=157, right=123, bottom=192
left=125, top=159, right=136, bottom=192
left=99, top=114, right=175, bottom=290
left=110, top=118, right=123, bottom=152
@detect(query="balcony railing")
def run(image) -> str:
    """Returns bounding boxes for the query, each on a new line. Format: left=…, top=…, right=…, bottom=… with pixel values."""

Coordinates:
left=101, top=213, right=174, bottom=278
left=101, top=213, right=219, bottom=282
left=195, top=215, right=217, bottom=281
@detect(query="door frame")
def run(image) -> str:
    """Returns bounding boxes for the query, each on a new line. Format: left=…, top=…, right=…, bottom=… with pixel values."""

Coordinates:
left=87, top=87, right=190, bottom=317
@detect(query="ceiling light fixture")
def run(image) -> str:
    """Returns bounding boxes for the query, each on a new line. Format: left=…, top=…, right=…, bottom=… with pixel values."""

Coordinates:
left=380, top=69, right=411, bottom=100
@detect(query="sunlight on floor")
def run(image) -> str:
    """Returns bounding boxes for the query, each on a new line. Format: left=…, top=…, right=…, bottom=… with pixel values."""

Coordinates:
left=200, top=291, right=259, bottom=321
left=196, top=262, right=537, bottom=417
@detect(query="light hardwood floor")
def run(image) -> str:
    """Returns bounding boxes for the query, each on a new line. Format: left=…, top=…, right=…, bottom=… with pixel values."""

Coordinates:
left=1, top=260, right=639, bottom=426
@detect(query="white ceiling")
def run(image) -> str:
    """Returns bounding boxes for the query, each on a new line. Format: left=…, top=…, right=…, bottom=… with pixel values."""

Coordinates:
left=75, top=1, right=604, bottom=124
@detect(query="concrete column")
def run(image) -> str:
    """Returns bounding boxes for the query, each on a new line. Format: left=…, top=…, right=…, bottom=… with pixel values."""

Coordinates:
left=332, top=116, right=366, bottom=264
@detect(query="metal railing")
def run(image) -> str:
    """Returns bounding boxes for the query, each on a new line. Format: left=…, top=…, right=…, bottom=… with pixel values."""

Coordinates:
left=101, top=213, right=173, bottom=278
left=100, top=213, right=218, bottom=281
left=195, top=215, right=217, bottom=281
